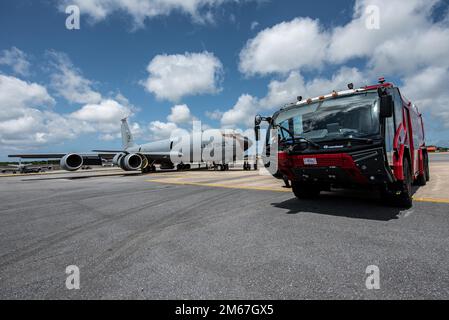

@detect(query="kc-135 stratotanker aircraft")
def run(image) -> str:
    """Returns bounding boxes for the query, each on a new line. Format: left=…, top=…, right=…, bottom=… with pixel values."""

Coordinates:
left=8, top=118, right=253, bottom=173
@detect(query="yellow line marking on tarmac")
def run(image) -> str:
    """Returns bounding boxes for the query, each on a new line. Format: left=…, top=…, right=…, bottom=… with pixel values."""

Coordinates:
left=0, top=169, right=124, bottom=178
left=146, top=179, right=292, bottom=193
left=412, top=197, right=449, bottom=204
left=146, top=179, right=449, bottom=203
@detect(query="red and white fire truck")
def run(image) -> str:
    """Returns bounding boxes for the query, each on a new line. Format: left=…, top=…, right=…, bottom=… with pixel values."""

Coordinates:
left=255, top=78, right=429, bottom=208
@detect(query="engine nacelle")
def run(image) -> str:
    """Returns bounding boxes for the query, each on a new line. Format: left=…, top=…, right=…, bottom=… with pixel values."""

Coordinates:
left=60, top=153, right=83, bottom=171
left=112, top=153, right=126, bottom=166
left=120, top=153, right=143, bottom=171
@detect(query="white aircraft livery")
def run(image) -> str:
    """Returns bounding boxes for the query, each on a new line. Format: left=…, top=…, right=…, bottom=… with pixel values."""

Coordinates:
left=8, top=119, right=252, bottom=173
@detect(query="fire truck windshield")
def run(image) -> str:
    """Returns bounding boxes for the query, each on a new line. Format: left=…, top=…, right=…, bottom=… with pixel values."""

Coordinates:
left=274, top=92, right=380, bottom=143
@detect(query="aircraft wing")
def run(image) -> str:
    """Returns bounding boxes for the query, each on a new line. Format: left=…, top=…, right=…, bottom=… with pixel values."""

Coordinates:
left=8, top=152, right=118, bottom=160
left=7, top=153, right=109, bottom=166
left=92, top=150, right=182, bottom=158
left=141, top=152, right=182, bottom=156
left=8, top=153, right=67, bottom=159
left=138, top=151, right=183, bottom=161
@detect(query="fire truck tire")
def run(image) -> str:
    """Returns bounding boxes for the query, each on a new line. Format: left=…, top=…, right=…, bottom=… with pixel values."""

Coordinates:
left=292, top=181, right=321, bottom=199
left=424, top=152, right=430, bottom=182
left=416, top=152, right=428, bottom=186
left=391, top=158, right=413, bottom=208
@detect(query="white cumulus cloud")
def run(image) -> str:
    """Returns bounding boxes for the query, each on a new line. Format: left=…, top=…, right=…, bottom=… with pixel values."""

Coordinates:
left=167, top=104, right=193, bottom=124
left=220, top=67, right=366, bottom=128
left=56, top=0, right=259, bottom=28
left=70, top=99, right=130, bottom=123
left=221, top=94, right=258, bottom=128
left=402, top=66, right=449, bottom=128
left=0, top=74, right=78, bottom=147
left=0, top=74, right=55, bottom=121
left=0, top=47, right=31, bottom=76
left=148, top=120, right=189, bottom=140
left=142, top=51, right=223, bottom=102
left=239, top=17, right=329, bottom=76
left=0, top=72, right=135, bottom=148
left=228, top=0, right=449, bottom=140
left=49, top=51, right=102, bottom=104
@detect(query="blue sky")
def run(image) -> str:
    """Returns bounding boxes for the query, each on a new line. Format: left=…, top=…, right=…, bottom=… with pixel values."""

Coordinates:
left=1, top=0, right=448, bottom=160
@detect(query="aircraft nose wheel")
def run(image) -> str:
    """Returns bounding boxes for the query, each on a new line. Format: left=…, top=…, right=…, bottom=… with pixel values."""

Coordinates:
left=141, top=165, right=156, bottom=173
left=176, top=163, right=191, bottom=171
left=215, top=164, right=229, bottom=171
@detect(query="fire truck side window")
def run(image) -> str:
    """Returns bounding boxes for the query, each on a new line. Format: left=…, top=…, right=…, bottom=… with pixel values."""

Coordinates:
left=384, top=111, right=395, bottom=164
left=411, top=111, right=422, bottom=149
left=393, top=89, right=403, bottom=129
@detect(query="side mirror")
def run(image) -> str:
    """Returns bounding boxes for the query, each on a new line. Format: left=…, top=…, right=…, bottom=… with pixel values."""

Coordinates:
left=254, top=114, right=262, bottom=126
left=380, top=95, right=393, bottom=118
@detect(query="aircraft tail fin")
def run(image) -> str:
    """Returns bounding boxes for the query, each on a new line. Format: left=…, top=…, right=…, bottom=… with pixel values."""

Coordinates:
left=121, top=118, right=137, bottom=150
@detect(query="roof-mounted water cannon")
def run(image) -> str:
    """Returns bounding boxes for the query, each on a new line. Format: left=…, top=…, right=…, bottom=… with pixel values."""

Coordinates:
left=347, top=83, right=354, bottom=90
left=378, top=77, right=386, bottom=84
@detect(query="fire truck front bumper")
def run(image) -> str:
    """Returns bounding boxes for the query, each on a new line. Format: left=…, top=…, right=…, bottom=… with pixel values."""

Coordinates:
left=279, top=147, right=394, bottom=187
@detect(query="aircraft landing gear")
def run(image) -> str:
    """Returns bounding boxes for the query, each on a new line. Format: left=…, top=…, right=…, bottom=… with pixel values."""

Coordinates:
left=215, top=164, right=229, bottom=171
left=141, top=165, right=156, bottom=174
left=176, top=163, right=191, bottom=171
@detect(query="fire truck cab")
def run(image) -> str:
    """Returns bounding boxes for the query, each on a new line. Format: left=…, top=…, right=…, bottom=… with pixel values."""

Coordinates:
left=256, top=79, right=429, bottom=208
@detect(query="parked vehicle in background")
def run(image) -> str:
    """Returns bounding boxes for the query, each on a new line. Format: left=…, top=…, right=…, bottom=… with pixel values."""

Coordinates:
left=256, top=78, right=429, bottom=208
left=1, top=163, right=48, bottom=174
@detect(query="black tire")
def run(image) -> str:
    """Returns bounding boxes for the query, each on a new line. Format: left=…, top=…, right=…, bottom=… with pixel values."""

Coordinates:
left=390, top=158, right=413, bottom=208
left=292, top=181, right=321, bottom=199
left=415, top=152, right=429, bottom=186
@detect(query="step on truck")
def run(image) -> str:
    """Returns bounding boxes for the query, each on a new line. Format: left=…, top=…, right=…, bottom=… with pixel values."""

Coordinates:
left=255, top=78, right=429, bottom=208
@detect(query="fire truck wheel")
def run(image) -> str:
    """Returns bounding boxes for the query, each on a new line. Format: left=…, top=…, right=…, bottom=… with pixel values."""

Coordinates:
left=416, top=152, right=428, bottom=186
left=393, top=158, right=413, bottom=208
left=424, top=152, right=430, bottom=182
left=292, top=181, right=321, bottom=199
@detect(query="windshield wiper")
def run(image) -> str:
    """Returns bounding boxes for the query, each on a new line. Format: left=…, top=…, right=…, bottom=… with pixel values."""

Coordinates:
left=327, top=136, right=374, bottom=144
left=276, top=125, right=321, bottom=149
left=346, top=137, right=373, bottom=143
left=296, top=137, right=321, bottom=149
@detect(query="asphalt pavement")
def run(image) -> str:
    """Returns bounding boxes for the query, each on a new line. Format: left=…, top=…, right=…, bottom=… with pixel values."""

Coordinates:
left=0, top=155, right=448, bottom=299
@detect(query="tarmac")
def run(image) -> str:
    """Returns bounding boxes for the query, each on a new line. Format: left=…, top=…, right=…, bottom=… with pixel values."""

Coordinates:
left=0, top=153, right=448, bottom=299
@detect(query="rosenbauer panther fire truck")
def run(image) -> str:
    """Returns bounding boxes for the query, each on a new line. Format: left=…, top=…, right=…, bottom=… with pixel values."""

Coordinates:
left=255, top=78, right=429, bottom=208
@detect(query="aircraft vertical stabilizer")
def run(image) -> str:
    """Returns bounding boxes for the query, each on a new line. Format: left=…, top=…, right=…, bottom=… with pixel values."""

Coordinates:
left=121, top=118, right=137, bottom=150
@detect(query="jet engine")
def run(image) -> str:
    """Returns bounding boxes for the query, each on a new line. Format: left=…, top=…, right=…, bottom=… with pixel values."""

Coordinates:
left=120, top=153, right=143, bottom=171
left=112, top=152, right=126, bottom=166
left=60, top=153, right=83, bottom=171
